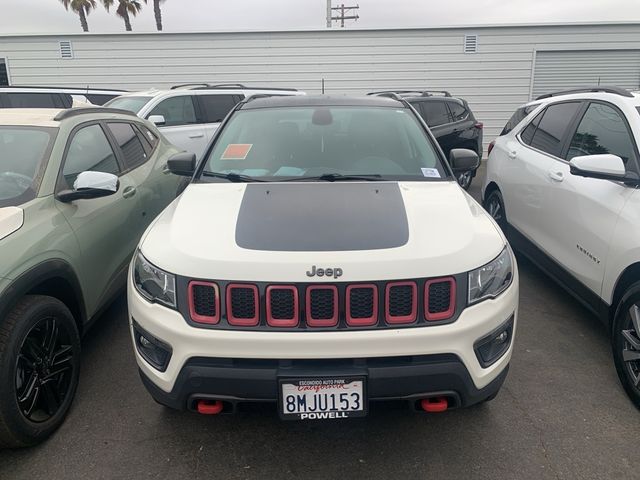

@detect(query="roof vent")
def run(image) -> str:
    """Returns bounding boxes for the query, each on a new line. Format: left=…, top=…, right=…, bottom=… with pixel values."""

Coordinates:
left=59, top=41, right=73, bottom=59
left=463, top=34, right=478, bottom=54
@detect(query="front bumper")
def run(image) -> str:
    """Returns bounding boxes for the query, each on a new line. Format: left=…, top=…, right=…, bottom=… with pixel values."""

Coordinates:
left=128, top=263, right=518, bottom=408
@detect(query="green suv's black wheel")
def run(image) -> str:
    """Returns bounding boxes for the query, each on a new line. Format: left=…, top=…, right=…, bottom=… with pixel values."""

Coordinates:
left=484, top=189, right=507, bottom=232
left=613, top=282, right=640, bottom=409
left=0, top=295, right=81, bottom=448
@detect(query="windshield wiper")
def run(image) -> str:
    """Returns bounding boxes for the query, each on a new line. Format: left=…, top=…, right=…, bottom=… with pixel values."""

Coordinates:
left=283, top=173, right=385, bottom=182
left=201, top=171, right=266, bottom=183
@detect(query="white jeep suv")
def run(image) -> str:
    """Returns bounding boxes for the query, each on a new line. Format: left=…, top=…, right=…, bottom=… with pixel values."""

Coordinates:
left=105, top=84, right=304, bottom=161
left=128, top=95, right=518, bottom=419
left=483, top=86, right=640, bottom=408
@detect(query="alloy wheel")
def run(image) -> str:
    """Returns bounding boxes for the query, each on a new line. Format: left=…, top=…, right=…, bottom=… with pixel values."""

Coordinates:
left=487, top=196, right=503, bottom=224
left=457, top=171, right=472, bottom=189
left=15, top=316, right=75, bottom=423
left=622, top=303, right=640, bottom=389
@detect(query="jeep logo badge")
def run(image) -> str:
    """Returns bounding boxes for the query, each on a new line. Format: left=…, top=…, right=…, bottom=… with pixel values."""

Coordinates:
left=306, top=265, right=343, bottom=279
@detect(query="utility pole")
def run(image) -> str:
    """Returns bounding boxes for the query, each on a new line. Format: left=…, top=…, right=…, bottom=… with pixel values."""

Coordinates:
left=326, top=0, right=359, bottom=28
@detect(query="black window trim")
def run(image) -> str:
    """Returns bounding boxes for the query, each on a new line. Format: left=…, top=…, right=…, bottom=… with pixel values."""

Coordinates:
left=55, top=120, right=125, bottom=194
left=565, top=99, right=640, bottom=175
left=145, top=93, right=202, bottom=126
left=516, top=99, right=586, bottom=164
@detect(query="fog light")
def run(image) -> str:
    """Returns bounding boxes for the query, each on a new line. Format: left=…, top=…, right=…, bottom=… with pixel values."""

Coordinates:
left=474, top=315, right=514, bottom=368
left=132, top=320, right=172, bottom=372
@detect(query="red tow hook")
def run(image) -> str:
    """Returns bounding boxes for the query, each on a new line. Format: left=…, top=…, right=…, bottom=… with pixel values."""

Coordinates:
left=197, top=400, right=224, bottom=415
left=421, top=397, right=449, bottom=413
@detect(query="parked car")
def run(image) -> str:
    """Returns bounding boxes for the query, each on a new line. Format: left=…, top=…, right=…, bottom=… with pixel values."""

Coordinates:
left=129, top=94, right=518, bottom=421
left=0, top=107, right=183, bottom=447
left=368, top=90, right=483, bottom=189
left=105, top=83, right=305, bottom=161
left=0, top=86, right=127, bottom=109
left=483, top=86, right=640, bottom=409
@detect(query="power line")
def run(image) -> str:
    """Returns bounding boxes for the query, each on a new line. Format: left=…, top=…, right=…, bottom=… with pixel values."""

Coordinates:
left=326, top=1, right=359, bottom=28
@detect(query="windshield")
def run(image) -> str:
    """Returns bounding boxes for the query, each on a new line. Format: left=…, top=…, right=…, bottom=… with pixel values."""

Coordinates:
left=202, top=106, right=448, bottom=181
left=0, top=127, right=56, bottom=207
left=104, top=96, right=152, bottom=113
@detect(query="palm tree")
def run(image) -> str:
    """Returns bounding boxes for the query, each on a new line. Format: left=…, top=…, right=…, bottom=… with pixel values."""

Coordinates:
left=102, top=0, right=147, bottom=31
left=60, top=0, right=97, bottom=32
left=153, top=0, right=167, bottom=31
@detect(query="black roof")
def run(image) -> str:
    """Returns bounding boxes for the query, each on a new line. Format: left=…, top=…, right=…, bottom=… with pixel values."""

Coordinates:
left=239, top=95, right=404, bottom=110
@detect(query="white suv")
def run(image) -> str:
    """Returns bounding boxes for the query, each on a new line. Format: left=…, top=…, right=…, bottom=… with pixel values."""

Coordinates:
left=106, top=84, right=304, bottom=161
left=483, top=86, right=640, bottom=408
left=128, top=95, right=518, bottom=420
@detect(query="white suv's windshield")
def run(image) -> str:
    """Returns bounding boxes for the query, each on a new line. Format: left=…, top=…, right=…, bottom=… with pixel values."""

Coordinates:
left=105, top=96, right=152, bottom=113
left=0, top=126, right=55, bottom=207
left=202, top=106, right=448, bottom=181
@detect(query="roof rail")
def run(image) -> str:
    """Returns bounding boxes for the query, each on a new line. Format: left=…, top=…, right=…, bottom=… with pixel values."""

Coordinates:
left=53, top=107, right=138, bottom=121
left=535, top=86, right=634, bottom=100
left=367, top=89, right=451, bottom=98
left=195, top=84, right=299, bottom=92
left=170, top=83, right=211, bottom=90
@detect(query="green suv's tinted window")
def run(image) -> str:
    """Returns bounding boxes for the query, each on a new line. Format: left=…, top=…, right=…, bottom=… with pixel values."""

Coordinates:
left=0, top=126, right=56, bottom=207
left=62, top=124, right=120, bottom=189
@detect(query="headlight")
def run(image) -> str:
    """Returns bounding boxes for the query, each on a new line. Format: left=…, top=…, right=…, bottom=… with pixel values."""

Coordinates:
left=133, top=251, right=176, bottom=308
left=468, top=247, right=513, bottom=304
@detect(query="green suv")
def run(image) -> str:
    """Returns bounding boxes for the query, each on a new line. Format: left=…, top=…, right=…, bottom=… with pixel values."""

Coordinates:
left=0, top=107, right=181, bottom=447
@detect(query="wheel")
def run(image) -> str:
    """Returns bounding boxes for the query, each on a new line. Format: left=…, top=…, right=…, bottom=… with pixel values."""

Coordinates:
left=484, top=189, right=507, bottom=232
left=612, top=282, right=640, bottom=409
left=0, top=295, right=81, bottom=448
left=457, top=170, right=474, bottom=190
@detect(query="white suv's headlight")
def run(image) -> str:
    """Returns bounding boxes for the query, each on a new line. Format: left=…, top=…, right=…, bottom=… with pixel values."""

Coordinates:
left=133, top=251, right=176, bottom=308
left=468, top=247, right=513, bottom=304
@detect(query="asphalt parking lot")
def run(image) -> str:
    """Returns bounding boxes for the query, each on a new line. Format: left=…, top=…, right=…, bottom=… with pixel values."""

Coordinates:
left=1, top=166, right=638, bottom=480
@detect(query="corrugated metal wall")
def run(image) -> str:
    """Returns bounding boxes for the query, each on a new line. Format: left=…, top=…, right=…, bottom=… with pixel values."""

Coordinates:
left=1, top=23, right=640, bottom=151
left=532, top=50, right=640, bottom=99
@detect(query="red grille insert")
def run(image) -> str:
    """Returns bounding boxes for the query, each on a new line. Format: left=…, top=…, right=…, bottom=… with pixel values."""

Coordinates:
left=385, top=281, right=417, bottom=324
left=424, top=277, right=456, bottom=321
left=305, top=285, right=338, bottom=327
left=226, top=284, right=259, bottom=326
left=266, top=285, right=299, bottom=328
left=188, top=281, right=220, bottom=324
left=346, top=284, right=378, bottom=326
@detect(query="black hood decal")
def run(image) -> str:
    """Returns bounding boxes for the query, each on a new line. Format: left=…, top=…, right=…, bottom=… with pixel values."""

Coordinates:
left=235, top=183, right=409, bottom=251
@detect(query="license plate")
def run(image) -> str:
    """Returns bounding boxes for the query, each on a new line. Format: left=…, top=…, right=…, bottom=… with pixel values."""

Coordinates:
left=279, top=377, right=366, bottom=420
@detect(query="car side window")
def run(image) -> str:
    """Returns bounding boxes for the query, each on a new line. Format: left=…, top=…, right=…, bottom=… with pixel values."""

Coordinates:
left=566, top=103, right=637, bottom=165
left=519, top=110, right=543, bottom=145
left=447, top=101, right=468, bottom=122
left=137, top=124, right=159, bottom=148
left=525, top=102, right=582, bottom=157
left=149, top=96, right=197, bottom=126
left=3, top=92, right=70, bottom=108
left=107, top=122, right=148, bottom=170
left=62, top=124, right=120, bottom=189
left=198, top=94, right=239, bottom=123
left=421, top=101, right=452, bottom=127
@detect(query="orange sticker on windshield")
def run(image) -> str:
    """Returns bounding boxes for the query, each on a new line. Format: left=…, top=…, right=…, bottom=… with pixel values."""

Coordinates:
left=221, top=144, right=252, bottom=160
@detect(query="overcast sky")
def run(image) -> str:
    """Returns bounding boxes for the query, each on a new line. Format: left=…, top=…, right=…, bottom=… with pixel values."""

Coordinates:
left=1, top=0, right=639, bottom=34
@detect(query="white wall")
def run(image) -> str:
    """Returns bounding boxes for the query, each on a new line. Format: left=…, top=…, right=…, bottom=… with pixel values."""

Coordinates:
left=2, top=23, right=640, bottom=150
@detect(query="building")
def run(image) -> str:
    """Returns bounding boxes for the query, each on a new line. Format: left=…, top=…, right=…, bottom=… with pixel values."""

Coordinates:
left=1, top=22, right=640, bottom=149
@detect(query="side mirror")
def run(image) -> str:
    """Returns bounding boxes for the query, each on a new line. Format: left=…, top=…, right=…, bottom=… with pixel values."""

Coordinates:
left=167, top=152, right=197, bottom=177
left=569, top=154, right=627, bottom=180
left=449, top=148, right=480, bottom=173
left=148, top=114, right=166, bottom=126
left=57, top=171, right=119, bottom=203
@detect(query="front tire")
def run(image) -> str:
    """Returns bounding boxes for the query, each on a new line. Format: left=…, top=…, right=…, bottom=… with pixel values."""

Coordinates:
left=0, top=295, right=81, bottom=448
left=612, top=282, right=640, bottom=409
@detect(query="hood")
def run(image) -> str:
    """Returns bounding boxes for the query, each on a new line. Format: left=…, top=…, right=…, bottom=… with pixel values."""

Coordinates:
left=0, top=207, right=24, bottom=241
left=141, top=181, right=505, bottom=282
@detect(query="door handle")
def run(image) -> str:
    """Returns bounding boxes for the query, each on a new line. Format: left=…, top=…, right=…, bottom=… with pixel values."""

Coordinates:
left=508, top=150, right=517, bottom=159
left=548, top=171, right=564, bottom=182
left=188, top=133, right=204, bottom=139
left=122, top=186, right=137, bottom=198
